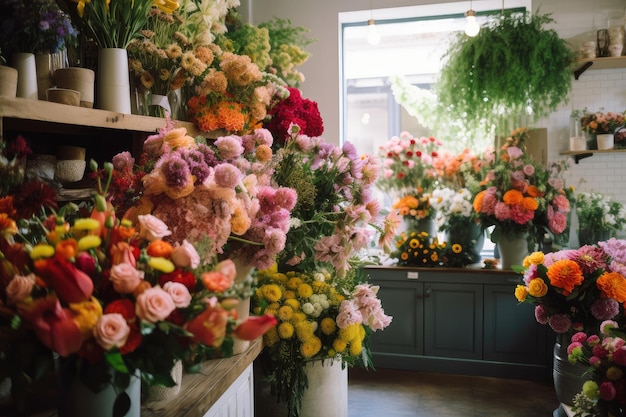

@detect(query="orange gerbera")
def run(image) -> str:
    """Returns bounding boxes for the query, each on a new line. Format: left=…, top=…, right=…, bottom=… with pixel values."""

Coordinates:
left=546, top=259, right=584, bottom=296
left=597, top=272, right=626, bottom=303
left=473, top=190, right=486, bottom=212
left=503, top=189, right=524, bottom=205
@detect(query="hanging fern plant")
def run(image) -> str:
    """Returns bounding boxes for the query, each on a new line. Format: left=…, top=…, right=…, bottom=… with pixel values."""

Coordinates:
left=435, top=10, right=575, bottom=135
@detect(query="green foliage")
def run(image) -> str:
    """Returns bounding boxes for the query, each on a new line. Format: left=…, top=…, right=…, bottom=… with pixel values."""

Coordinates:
left=435, top=10, right=575, bottom=136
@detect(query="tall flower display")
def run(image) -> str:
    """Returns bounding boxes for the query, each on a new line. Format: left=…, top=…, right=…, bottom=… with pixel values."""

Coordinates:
left=472, top=128, right=572, bottom=251
left=251, top=110, right=393, bottom=416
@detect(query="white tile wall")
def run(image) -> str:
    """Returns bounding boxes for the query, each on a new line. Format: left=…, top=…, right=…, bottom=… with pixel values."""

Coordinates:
left=534, top=0, right=626, bottom=210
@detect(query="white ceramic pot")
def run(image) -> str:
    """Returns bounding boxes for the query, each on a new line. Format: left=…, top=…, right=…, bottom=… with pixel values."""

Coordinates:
left=12, top=52, right=38, bottom=99
left=97, top=48, right=131, bottom=113
left=569, top=136, right=587, bottom=151
left=597, top=133, right=614, bottom=150
left=0, top=65, right=18, bottom=98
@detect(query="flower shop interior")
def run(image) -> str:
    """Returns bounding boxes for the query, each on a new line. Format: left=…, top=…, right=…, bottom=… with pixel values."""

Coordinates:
left=1, top=0, right=626, bottom=417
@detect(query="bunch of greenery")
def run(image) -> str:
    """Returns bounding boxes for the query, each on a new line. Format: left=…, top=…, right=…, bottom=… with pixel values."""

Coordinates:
left=435, top=10, right=575, bottom=137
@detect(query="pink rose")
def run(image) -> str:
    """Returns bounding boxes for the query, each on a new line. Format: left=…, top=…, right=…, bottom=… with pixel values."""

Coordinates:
left=216, top=259, right=237, bottom=281
left=6, top=274, right=36, bottom=305
left=110, top=241, right=137, bottom=267
left=138, top=214, right=172, bottom=241
left=171, top=240, right=200, bottom=269
left=135, top=286, right=176, bottom=323
left=110, top=263, right=144, bottom=294
left=93, top=313, right=131, bottom=350
left=163, top=281, right=192, bottom=308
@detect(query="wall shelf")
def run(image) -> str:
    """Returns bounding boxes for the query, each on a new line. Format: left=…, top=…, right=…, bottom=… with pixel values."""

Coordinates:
left=573, top=56, right=626, bottom=80
left=560, top=148, right=626, bottom=163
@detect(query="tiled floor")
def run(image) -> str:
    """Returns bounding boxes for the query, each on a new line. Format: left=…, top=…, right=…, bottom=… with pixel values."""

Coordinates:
left=348, top=367, right=559, bottom=417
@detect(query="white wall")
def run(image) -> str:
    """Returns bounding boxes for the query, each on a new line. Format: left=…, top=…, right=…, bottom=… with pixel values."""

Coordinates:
left=246, top=0, right=626, bottom=206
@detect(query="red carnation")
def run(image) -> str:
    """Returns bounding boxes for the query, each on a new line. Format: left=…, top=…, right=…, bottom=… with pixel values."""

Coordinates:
left=159, top=269, right=197, bottom=292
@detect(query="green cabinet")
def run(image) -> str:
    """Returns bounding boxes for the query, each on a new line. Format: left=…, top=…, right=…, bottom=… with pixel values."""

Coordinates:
left=367, top=266, right=549, bottom=381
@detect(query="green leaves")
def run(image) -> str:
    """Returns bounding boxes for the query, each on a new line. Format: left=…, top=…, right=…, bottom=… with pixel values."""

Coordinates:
left=435, top=10, right=575, bottom=137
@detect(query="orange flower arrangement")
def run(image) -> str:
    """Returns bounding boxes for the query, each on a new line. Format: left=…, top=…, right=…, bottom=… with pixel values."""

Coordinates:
left=514, top=239, right=626, bottom=335
left=392, top=192, right=432, bottom=222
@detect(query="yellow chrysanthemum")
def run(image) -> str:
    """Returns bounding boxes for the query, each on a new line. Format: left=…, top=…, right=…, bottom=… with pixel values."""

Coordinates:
left=349, top=340, right=363, bottom=356
left=278, top=305, right=294, bottom=321
left=339, top=324, right=358, bottom=341
left=297, top=283, right=313, bottom=298
left=295, top=321, right=315, bottom=340
left=287, top=277, right=303, bottom=290
left=278, top=322, right=295, bottom=339
left=284, top=290, right=296, bottom=299
left=291, top=311, right=307, bottom=323
left=261, top=284, right=282, bottom=302
left=284, top=298, right=300, bottom=310
left=333, top=338, right=347, bottom=353
left=320, top=317, right=337, bottom=335
left=300, top=337, right=322, bottom=358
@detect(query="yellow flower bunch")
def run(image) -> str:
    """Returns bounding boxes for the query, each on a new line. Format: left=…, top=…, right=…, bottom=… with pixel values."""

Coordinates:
left=253, top=268, right=366, bottom=360
left=391, top=230, right=446, bottom=267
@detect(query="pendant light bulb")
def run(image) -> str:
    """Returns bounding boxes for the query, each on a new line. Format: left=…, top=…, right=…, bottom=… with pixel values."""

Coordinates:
left=464, top=9, right=480, bottom=37
left=367, top=18, right=381, bottom=45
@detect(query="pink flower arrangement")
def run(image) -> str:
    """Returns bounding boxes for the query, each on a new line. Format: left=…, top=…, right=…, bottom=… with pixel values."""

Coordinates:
left=581, top=110, right=626, bottom=135
left=472, top=128, right=572, bottom=248
left=109, top=116, right=297, bottom=271
left=376, top=132, right=442, bottom=194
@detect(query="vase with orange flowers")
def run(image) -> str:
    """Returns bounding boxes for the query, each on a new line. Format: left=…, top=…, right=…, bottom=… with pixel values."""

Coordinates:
left=472, top=128, right=572, bottom=268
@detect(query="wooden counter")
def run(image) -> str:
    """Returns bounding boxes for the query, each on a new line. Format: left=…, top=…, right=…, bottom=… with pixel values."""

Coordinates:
left=142, top=337, right=263, bottom=417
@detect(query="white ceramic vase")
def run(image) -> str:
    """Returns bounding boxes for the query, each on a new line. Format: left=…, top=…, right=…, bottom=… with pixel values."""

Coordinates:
left=597, top=133, right=614, bottom=150
left=496, top=231, right=528, bottom=270
left=12, top=52, right=38, bottom=99
left=97, top=48, right=131, bottom=113
left=299, top=358, right=348, bottom=417
left=0, top=65, right=18, bottom=98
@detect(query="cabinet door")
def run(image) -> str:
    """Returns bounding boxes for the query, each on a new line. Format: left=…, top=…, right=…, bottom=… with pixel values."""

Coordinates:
left=483, top=284, right=547, bottom=365
left=423, top=283, right=482, bottom=359
left=368, top=279, right=424, bottom=355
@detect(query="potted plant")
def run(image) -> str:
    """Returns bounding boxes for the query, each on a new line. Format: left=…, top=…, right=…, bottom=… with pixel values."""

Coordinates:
left=435, top=10, right=575, bottom=137
left=575, top=191, right=626, bottom=246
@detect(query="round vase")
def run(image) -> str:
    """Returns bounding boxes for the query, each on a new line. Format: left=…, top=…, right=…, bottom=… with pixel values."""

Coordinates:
left=54, top=67, right=95, bottom=108
left=97, top=48, right=131, bottom=113
left=597, top=133, right=614, bottom=150
left=577, top=228, right=611, bottom=247
left=496, top=233, right=528, bottom=269
left=553, top=340, right=589, bottom=406
left=0, top=65, right=18, bottom=98
left=58, top=370, right=141, bottom=417
left=11, top=52, right=38, bottom=100
left=299, top=358, right=348, bottom=417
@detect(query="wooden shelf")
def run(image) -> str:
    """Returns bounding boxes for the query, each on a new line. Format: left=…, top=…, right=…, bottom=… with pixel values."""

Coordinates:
left=0, top=96, right=202, bottom=137
left=573, top=56, right=626, bottom=80
left=560, top=148, right=626, bottom=163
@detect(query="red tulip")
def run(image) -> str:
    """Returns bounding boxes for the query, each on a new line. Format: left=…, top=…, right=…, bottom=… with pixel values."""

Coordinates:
left=36, top=254, right=94, bottom=303
left=24, top=296, right=83, bottom=356
left=185, top=304, right=229, bottom=348
left=233, top=314, right=278, bottom=341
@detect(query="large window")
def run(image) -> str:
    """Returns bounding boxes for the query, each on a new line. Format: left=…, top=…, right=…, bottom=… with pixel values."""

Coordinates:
left=339, top=1, right=530, bottom=157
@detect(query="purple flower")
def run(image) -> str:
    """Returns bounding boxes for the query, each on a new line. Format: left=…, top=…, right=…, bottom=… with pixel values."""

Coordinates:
left=590, top=298, right=620, bottom=321
left=214, top=135, right=244, bottom=160
left=214, top=163, right=243, bottom=188
left=548, top=313, right=572, bottom=333
left=162, top=154, right=191, bottom=188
